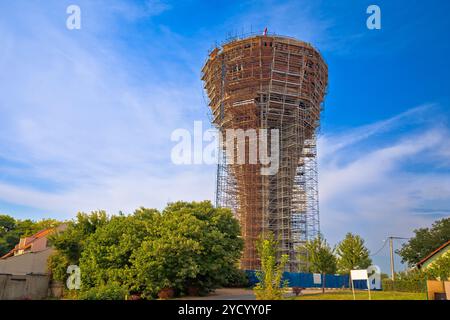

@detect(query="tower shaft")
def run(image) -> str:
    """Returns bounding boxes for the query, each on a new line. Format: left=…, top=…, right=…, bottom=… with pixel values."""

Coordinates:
left=203, top=35, right=328, bottom=271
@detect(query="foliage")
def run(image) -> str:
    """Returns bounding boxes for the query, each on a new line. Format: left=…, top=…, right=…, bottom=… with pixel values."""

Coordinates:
left=0, top=215, right=19, bottom=256
left=425, top=252, right=450, bottom=281
left=48, top=252, right=70, bottom=282
left=397, top=217, right=450, bottom=266
left=0, top=214, right=61, bottom=256
left=336, top=233, right=372, bottom=274
left=253, top=233, right=288, bottom=300
left=129, top=228, right=201, bottom=298
left=300, top=234, right=337, bottom=275
left=128, top=202, right=243, bottom=298
left=29, top=219, right=61, bottom=235
left=78, top=283, right=128, bottom=300
left=49, top=211, right=109, bottom=263
left=48, top=211, right=109, bottom=283
left=382, top=269, right=427, bottom=293
left=299, top=234, right=337, bottom=293
left=223, top=268, right=250, bottom=288
left=80, top=210, right=158, bottom=294
left=51, top=201, right=243, bottom=299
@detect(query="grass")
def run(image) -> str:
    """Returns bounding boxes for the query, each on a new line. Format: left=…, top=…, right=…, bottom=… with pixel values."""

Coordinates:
left=294, top=290, right=427, bottom=300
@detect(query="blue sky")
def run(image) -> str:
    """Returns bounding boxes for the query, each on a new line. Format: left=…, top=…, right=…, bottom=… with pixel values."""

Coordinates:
left=0, top=0, right=449, bottom=272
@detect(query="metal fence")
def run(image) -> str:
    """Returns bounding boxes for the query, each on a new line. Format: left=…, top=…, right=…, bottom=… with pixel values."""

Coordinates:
left=246, top=270, right=369, bottom=289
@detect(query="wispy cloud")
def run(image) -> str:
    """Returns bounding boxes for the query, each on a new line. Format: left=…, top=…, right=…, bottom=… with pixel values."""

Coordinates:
left=0, top=0, right=214, bottom=218
left=318, top=104, right=450, bottom=271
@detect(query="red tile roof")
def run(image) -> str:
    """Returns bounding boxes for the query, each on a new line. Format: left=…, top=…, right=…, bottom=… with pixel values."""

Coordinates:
left=416, top=240, right=450, bottom=268
left=0, top=227, right=55, bottom=259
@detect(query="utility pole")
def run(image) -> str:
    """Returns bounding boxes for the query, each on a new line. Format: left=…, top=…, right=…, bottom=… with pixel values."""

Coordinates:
left=388, top=236, right=409, bottom=281
left=389, top=237, right=395, bottom=280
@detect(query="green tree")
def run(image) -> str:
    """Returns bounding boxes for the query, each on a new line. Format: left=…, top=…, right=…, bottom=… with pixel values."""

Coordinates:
left=129, top=201, right=243, bottom=298
left=0, top=215, right=16, bottom=233
left=300, top=234, right=337, bottom=293
left=0, top=215, right=61, bottom=256
left=336, top=233, right=372, bottom=275
left=0, top=214, right=19, bottom=256
left=162, top=201, right=243, bottom=293
left=47, top=251, right=70, bottom=283
left=79, top=211, right=152, bottom=290
left=129, top=222, right=202, bottom=298
left=48, top=211, right=109, bottom=282
left=72, top=201, right=243, bottom=299
left=425, top=253, right=450, bottom=281
left=27, top=219, right=61, bottom=234
left=397, top=217, right=450, bottom=266
left=253, top=233, right=288, bottom=300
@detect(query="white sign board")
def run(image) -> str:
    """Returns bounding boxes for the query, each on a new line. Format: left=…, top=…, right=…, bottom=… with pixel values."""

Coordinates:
left=350, top=269, right=371, bottom=300
left=313, top=273, right=322, bottom=284
left=350, top=269, right=368, bottom=280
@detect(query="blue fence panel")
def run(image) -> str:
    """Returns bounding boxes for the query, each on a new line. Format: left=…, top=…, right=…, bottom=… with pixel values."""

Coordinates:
left=245, top=270, right=259, bottom=286
left=325, top=273, right=349, bottom=288
left=245, top=270, right=352, bottom=289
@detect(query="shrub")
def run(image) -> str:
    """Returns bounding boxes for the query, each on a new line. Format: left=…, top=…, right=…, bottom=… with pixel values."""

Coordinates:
left=130, top=202, right=243, bottom=298
left=382, top=269, right=427, bottom=293
left=48, top=252, right=70, bottom=283
left=223, top=268, right=250, bottom=288
left=79, top=284, right=128, bottom=300
left=425, top=253, right=450, bottom=281
left=49, top=201, right=244, bottom=299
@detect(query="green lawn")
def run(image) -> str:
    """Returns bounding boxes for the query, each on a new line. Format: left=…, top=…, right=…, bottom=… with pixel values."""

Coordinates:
left=294, top=290, right=426, bottom=300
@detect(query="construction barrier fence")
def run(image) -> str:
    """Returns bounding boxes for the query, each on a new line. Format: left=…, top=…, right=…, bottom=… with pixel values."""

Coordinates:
left=246, top=270, right=370, bottom=289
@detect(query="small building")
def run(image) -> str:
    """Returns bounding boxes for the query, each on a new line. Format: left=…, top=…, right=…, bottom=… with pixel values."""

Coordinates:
left=416, top=240, right=450, bottom=300
left=1, top=227, right=59, bottom=260
left=0, top=224, right=66, bottom=299
left=416, top=240, right=450, bottom=270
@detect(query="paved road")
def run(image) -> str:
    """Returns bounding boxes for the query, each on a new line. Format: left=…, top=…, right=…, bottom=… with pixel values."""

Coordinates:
left=177, top=288, right=319, bottom=300
left=177, top=288, right=256, bottom=300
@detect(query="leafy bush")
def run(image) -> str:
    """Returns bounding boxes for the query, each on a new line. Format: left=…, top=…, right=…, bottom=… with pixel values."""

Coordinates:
left=425, top=253, right=450, bottom=281
left=223, top=268, right=250, bottom=288
left=79, top=213, right=150, bottom=290
left=53, top=201, right=243, bottom=299
left=129, top=202, right=243, bottom=298
left=48, top=252, right=70, bottom=282
left=79, top=284, right=128, bottom=300
left=49, top=211, right=109, bottom=263
left=382, top=269, right=427, bottom=292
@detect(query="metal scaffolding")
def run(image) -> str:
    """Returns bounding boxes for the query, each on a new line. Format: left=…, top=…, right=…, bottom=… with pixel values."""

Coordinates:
left=203, top=33, right=327, bottom=271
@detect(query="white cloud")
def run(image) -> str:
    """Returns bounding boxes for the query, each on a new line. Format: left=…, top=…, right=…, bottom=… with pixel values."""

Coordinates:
left=0, top=1, right=215, bottom=218
left=318, top=105, right=450, bottom=271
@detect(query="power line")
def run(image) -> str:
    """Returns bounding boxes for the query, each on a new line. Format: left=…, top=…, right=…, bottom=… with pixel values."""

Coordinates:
left=370, top=236, right=410, bottom=257
left=371, top=238, right=389, bottom=257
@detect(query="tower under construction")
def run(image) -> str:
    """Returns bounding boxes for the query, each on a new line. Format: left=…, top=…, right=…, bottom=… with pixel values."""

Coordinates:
left=202, top=33, right=328, bottom=271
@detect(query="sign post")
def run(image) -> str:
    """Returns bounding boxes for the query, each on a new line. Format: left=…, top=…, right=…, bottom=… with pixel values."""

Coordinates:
left=350, top=269, right=371, bottom=300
